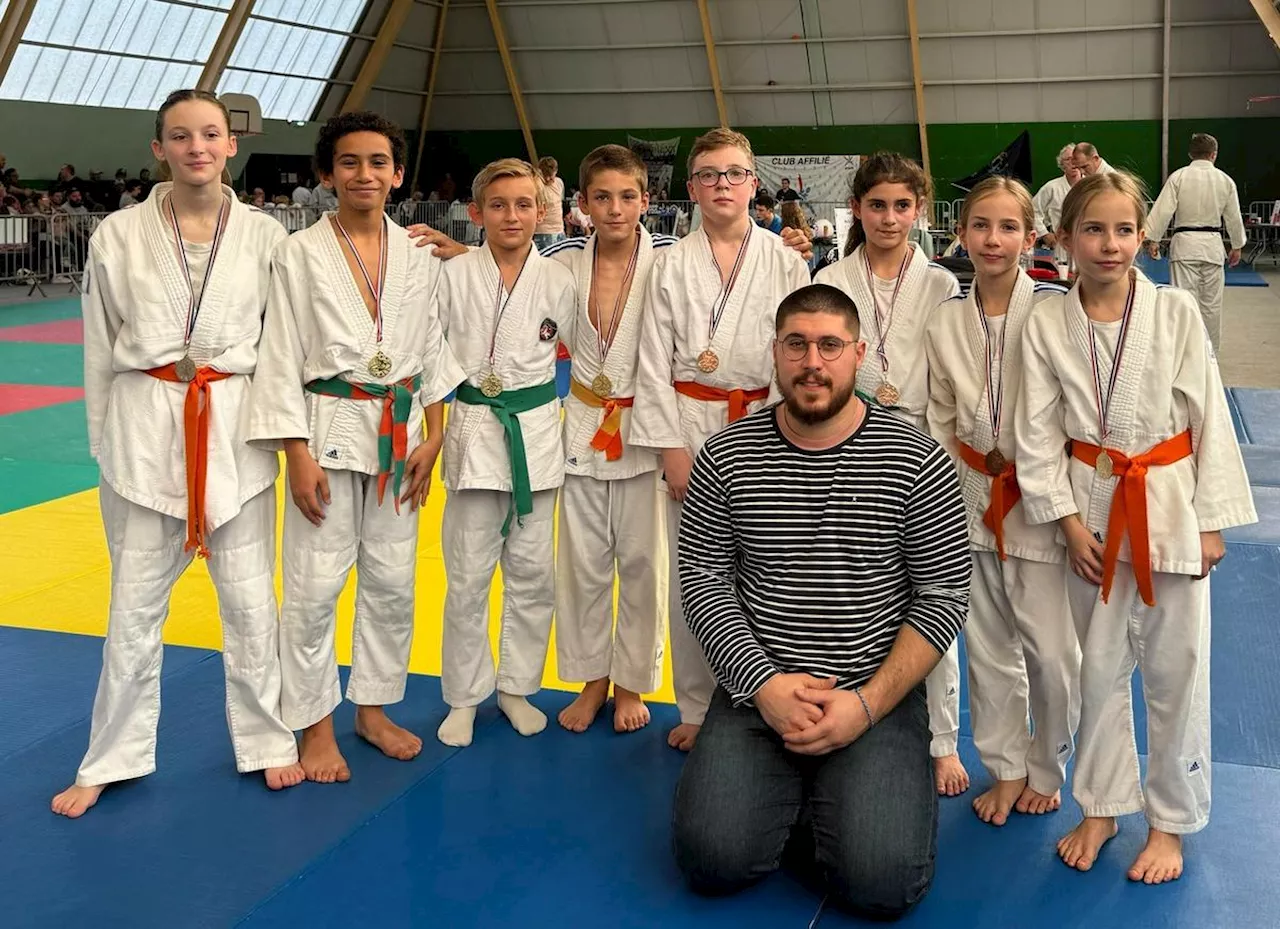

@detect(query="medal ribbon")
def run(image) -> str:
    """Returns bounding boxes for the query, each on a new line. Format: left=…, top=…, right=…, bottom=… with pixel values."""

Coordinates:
left=974, top=286, right=1009, bottom=445
left=334, top=216, right=388, bottom=348
left=591, top=232, right=640, bottom=370
left=863, top=247, right=911, bottom=382
left=166, top=195, right=229, bottom=350
left=705, top=227, right=752, bottom=348
left=1087, top=276, right=1137, bottom=447
left=487, top=245, right=533, bottom=367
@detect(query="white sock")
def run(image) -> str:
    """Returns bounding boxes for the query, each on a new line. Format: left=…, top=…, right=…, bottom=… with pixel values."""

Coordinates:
left=498, top=692, right=546, bottom=737
left=437, top=706, right=476, bottom=747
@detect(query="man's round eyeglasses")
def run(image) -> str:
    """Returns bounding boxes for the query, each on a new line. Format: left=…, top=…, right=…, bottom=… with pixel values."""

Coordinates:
left=777, top=336, right=857, bottom=362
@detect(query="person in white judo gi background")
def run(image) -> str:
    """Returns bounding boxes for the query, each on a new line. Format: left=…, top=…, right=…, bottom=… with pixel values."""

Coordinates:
left=924, top=176, right=1080, bottom=828
left=812, top=151, right=969, bottom=798
left=53, top=89, right=304, bottom=818
left=1033, top=143, right=1083, bottom=260
left=1144, top=132, right=1247, bottom=355
left=247, top=111, right=463, bottom=783
left=630, top=127, right=812, bottom=752
left=1016, top=171, right=1257, bottom=883
left=433, top=158, right=578, bottom=749
left=540, top=144, right=813, bottom=735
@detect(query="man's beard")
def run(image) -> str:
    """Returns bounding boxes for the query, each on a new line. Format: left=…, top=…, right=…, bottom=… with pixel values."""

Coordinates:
left=778, top=370, right=856, bottom=425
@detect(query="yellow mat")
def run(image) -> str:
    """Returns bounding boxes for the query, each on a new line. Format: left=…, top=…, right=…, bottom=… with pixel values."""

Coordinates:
left=0, top=473, right=677, bottom=705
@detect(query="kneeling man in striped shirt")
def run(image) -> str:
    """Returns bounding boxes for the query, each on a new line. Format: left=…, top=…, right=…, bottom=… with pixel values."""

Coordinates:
left=671, top=283, right=971, bottom=920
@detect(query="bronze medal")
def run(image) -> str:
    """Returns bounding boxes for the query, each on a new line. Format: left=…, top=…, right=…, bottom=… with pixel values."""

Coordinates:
left=984, top=448, right=1007, bottom=475
left=696, top=349, right=720, bottom=374
left=874, top=382, right=900, bottom=407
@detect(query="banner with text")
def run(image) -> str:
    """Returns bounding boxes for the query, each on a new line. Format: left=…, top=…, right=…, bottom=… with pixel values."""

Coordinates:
left=755, top=154, right=861, bottom=205
left=627, top=135, right=681, bottom=200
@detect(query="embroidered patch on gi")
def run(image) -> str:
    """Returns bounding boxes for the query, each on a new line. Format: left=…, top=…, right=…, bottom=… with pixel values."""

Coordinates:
left=324, top=446, right=342, bottom=460
left=566, top=456, right=578, bottom=466
left=1058, top=743, right=1071, bottom=755
left=1187, top=759, right=1202, bottom=774
left=539, top=318, right=558, bottom=341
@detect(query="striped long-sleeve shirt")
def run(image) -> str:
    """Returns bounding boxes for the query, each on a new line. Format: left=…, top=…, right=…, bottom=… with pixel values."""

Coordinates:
left=677, top=404, right=971, bottom=706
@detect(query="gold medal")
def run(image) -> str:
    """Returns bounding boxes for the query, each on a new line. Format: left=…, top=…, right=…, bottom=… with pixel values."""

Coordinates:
left=697, top=349, right=719, bottom=374
left=175, top=355, right=197, bottom=383
left=875, top=382, right=900, bottom=407
left=1095, top=451, right=1114, bottom=479
left=367, top=350, right=392, bottom=379
left=480, top=371, right=504, bottom=398
left=984, top=449, right=1007, bottom=475
left=591, top=372, right=613, bottom=398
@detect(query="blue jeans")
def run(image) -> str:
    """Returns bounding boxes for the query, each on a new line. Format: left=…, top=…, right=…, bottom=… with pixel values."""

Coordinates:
left=672, top=686, right=937, bottom=920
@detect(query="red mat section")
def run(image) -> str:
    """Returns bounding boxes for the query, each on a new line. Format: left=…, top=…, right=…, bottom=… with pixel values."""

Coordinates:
left=0, top=319, right=84, bottom=344
left=0, top=383, right=85, bottom=415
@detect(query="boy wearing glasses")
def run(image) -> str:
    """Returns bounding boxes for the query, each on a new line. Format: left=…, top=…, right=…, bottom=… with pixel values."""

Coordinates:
left=632, top=128, right=811, bottom=752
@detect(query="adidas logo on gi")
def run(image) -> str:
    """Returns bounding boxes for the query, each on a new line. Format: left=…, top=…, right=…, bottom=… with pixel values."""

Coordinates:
left=1058, top=743, right=1071, bottom=755
left=325, top=447, right=340, bottom=460
left=1187, top=760, right=1202, bottom=774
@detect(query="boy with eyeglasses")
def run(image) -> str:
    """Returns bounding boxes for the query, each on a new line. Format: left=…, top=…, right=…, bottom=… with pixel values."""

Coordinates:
left=632, top=127, right=811, bottom=752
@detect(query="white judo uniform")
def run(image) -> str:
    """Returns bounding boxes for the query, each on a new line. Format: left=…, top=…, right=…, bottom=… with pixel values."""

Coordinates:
left=1146, top=158, right=1246, bottom=354
left=925, top=273, right=1080, bottom=794
left=437, top=242, right=577, bottom=709
left=1033, top=175, right=1072, bottom=263
left=631, top=222, right=810, bottom=726
left=247, top=215, right=463, bottom=731
left=814, top=242, right=965, bottom=757
left=1016, top=275, right=1256, bottom=832
left=544, top=229, right=677, bottom=695
left=78, top=183, right=298, bottom=785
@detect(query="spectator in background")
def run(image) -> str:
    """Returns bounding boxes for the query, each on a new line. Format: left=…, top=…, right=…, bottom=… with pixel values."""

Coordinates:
left=251, top=188, right=266, bottom=208
left=119, top=179, right=144, bottom=209
left=61, top=189, right=89, bottom=215
left=291, top=176, right=313, bottom=207
left=776, top=177, right=802, bottom=201
left=534, top=155, right=566, bottom=250
left=755, top=192, right=783, bottom=234
left=437, top=172, right=456, bottom=203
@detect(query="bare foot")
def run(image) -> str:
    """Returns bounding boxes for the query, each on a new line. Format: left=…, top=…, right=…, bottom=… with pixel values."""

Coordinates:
left=1057, top=817, right=1119, bottom=871
left=613, top=686, right=651, bottom=733
left=972, top=777, right=1025, bottom=826
left=1128, top=829, right=1184, bottom=884
left=355, top=705, right=423, bottom=761
left=667, top=722, right=700, bottom=752
left=1015, top=784, right=1061, bottom=815
left=558, top=678, right=609, bottom=733
left=264, top=763, right=306, bottom=791
left=934, top=754, right=970, bottom=797
left=300, top=716, right=352, bottom=784
left=51, top=783, right=105, bottom=818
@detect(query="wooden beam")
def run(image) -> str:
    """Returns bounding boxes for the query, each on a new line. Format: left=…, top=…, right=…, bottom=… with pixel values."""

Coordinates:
left=1160, top=0, right=1171, bottom=180
left=483, top=0, right=537, bottom=162
left=197, top=0, right=258, bottom=92
left=0, top=0, right=38, bottom=88
left=343, top=0, right=418, bottom=113
left=1248, top=0, right=1280, bottom=53
left=905, top=0, right=930, bottom=178
left=411, top=0, right=450, bottom=194
left=695, top=0, right=729, bottom=127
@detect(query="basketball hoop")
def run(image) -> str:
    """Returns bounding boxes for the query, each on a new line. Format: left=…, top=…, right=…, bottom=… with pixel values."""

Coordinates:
left=220, top=93, right=264, bottom=137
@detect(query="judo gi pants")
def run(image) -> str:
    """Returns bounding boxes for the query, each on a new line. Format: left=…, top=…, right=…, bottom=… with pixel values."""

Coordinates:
left=279, top=470, right=420, bottom=731
left=925, top=641, right=961, bottom=758
left=1066, top=569, right=1212, bottom=833
left=440, top=488, right=558, bottom=707
left=669, top=496, right=718, bottom=726
left=76, top=481, right=297, bottom=787
left=555, top=472, right=668, bottom=695
left=1170, top=259, right=1225, bottom=355
left=966, top=552, right=1080, bottom=793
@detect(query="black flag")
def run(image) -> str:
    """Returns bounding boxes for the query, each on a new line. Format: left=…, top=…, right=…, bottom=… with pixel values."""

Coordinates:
left=952, top=130, right=1033, bottom=192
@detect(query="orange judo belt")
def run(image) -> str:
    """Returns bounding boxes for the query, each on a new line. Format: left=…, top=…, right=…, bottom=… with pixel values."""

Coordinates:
left=568, top=377, right=633, bottom=461
left=1069, top=430, right=1193, bottom=606
left=146, top=361, right=233, bottom=559
left=673, top=380, right=768, bottom=423
left=955, top=440, right=1020, bottom=561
